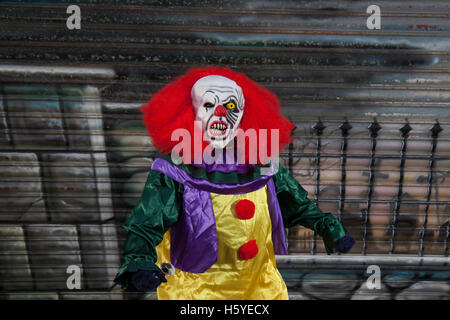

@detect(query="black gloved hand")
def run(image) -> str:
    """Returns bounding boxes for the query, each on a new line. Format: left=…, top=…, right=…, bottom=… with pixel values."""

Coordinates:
left=336, top=234, right=355, bottom=253
left=129, top=269, right=167, bottom=291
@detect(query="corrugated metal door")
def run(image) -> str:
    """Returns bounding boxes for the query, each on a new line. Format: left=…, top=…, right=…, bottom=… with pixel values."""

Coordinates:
left=0, top=0, right=449, bottom=299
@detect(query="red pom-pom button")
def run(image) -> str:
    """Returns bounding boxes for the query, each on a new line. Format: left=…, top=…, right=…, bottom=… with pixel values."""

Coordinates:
left=239, top=240, right=258, bottom=260
left=235, top=199, right=255, bottom=220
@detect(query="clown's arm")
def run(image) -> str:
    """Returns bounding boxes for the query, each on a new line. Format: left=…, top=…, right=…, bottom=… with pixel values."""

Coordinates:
left=273, top=164, right=355, bottom=254
left=114, top=169, right=183, bottom=290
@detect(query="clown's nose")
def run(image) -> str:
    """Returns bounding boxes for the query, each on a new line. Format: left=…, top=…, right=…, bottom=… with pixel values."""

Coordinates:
left=214, top=105, right=227, bottom=117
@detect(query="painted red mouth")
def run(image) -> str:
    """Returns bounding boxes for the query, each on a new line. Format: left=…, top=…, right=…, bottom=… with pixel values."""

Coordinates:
left=209, top=121, right=228, bottom=137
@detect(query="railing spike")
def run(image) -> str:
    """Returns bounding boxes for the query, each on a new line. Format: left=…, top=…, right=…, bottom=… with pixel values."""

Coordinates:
left=312, top=119, right=326, bottom=136
left=368, top=118, right=382, bottom=137
left=400, top=120, right=412, bottom=137
left=430, top=120, right=442, bottom=138
left=339, top=118, right=352, bottom=137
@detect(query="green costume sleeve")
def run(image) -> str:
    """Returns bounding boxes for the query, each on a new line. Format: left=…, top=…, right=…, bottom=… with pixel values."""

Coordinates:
left=114, top=169, right=183, bottom=289
left=272, top=163, right=348, bottom=254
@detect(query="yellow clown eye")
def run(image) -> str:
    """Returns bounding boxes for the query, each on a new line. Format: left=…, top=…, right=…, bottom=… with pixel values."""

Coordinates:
left=225, top=101, right=236, bottom=109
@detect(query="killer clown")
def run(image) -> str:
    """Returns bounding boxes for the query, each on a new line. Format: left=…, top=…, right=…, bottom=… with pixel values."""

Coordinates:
left=114, top=66, right=355, bottom=300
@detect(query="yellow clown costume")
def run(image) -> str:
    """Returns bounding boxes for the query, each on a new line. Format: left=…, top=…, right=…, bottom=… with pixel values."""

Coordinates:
left=156, top=185, right=288, bottom=300
left=113, top=66, right=354, bottom=300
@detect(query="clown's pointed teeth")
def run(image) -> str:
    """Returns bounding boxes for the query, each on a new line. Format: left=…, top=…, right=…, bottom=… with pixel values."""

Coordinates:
left=210, top=122, right=227, bottom=131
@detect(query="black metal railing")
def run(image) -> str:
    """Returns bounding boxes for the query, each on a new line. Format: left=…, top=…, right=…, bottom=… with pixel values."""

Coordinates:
left=286, top=118, right=449, bottom=257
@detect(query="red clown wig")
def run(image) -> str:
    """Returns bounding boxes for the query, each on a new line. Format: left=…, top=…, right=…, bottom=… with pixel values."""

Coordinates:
left=141, top=66, right=295, bottom=164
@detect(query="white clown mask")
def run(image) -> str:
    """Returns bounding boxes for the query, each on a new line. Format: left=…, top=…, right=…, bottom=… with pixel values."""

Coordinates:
left=191, top=75, right=245, bottom=149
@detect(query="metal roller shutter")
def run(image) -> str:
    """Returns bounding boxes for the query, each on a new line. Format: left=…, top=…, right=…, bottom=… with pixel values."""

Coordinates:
left=0, top=0, right=449, bottom=300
